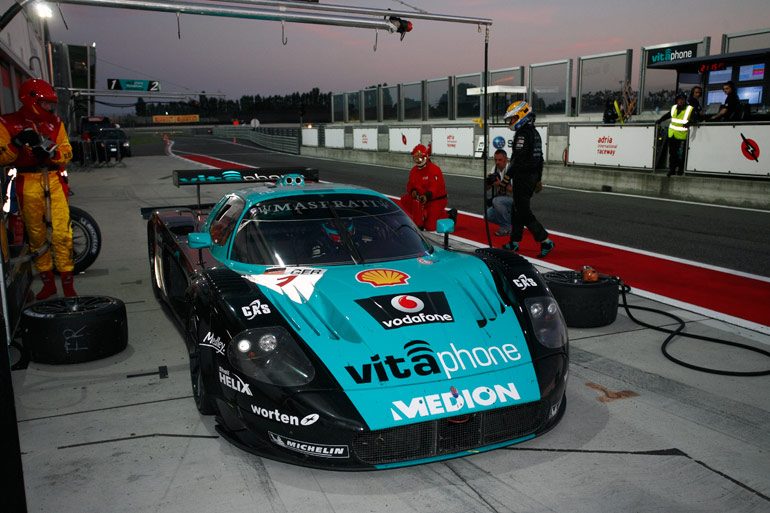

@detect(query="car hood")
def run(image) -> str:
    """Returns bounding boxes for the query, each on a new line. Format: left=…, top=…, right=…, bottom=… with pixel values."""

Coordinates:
left=239, top=251, right=541, bottom=430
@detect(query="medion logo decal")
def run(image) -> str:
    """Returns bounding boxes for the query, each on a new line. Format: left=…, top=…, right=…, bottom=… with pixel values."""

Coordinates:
left=390, top=382, right=522, bottom=421
left=355, top=292, right=453, bottom=330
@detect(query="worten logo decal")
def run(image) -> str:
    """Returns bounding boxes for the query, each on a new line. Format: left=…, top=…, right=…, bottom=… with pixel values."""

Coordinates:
left=269, top=432, right=349, bottom=459
left=355, top=292, right=453, bottom=330
left=390, top=382, right=523, bottom=422
left=243, top=267, right=326, bottom=303
left=344, top=339, right=522, bottom=383
left=356, top=268, right=409, bottom=287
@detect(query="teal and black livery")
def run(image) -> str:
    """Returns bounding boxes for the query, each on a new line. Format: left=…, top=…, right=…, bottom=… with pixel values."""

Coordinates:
left=147, top=167, right=569, bottom=469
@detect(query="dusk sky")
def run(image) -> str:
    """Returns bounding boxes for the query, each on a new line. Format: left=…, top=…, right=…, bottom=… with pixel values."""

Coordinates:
left=45, top=0, right=769, bottom=112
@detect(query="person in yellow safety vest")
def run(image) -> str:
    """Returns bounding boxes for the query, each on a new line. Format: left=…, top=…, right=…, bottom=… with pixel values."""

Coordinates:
left=655, top=92, right=693, bottom=177
left=0, top=78, right=76, bottom=299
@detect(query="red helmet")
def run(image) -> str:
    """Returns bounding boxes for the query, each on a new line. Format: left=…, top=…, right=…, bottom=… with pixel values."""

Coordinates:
left=411, top=144, right=429, bottom=157
left=18, top=78, right=58, bottom=117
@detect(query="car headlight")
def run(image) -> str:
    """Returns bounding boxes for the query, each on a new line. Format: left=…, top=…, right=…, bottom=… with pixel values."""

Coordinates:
left=524, top=296, right=567, bottom=348
left=227, top=326, right=315, bottom=386
left=122, top=142, right=130, bottom=148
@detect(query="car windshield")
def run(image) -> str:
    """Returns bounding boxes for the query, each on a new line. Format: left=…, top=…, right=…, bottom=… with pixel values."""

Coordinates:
left=230, top=193, right=432, bottom=266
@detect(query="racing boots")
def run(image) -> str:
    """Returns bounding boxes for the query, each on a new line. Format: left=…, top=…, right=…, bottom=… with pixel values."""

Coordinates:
left=503, top=241, right=519, bottom=252
left=60, top=272, right=77, bottom=297
left=537, top=239, right=555, bottom=259
left=35, top=271, right=57, bottom=300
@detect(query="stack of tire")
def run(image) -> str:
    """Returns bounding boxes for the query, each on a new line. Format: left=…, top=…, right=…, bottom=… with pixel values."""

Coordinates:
left=543, top=271, right=619, bottom=328
left=21, top=296, right=128, bottom=364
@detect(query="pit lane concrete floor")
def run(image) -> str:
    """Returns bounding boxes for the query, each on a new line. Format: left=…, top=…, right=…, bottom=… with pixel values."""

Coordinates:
left=12, top=156, right=770, bottom=513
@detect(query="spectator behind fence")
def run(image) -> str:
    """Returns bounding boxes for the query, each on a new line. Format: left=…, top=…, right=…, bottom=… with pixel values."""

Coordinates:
left=710, top=81, right=740, bottom=122
left=485, top=149, right=513, bottom=236
left=688, top=85, right=706, bottom=122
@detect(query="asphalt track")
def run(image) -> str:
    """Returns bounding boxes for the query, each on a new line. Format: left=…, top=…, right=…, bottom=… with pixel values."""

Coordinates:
left=14, top=142, right=770, bottom=513
left=164, top=136, right=770, bottom=332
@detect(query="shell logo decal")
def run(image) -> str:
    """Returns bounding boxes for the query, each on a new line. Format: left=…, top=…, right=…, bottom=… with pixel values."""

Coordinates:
left=356, top=269, right=410, bottom=287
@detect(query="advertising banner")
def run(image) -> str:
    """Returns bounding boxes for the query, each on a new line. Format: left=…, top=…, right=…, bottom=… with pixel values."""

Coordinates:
left=568, top=125, right=655, bottom=168
left=353, top=128, right=378, bottom=151
left=325, top=128, right=345, bottom=149
left=686, top=124, right=769, bottom=177
left=483, top=127, right=549, bottom=160
left=301, top=128, right=319, bottom=147
left=431, top=127, right=475, bottom=157
left=388, top=128, right=422, bottom=153
left=152, top=114, right=199, bottom=123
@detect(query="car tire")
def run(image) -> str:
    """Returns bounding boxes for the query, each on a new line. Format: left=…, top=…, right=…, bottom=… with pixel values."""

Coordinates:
left=186, top=306, right=217, bottom=415
left=68, top=206, right=101, bottom=274
left=21, top=296, right=128, bottom=364
left=542, top=271, right=619, bottom=328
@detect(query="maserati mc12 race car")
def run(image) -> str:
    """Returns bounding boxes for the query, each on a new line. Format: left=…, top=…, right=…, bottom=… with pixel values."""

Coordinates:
left=146, top=167, right=569, bottom=470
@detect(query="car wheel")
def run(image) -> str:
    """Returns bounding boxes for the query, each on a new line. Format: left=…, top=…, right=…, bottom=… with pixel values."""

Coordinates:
left=147, top=222, right=162, bottom=299
left=186, top=306, right=217, bottom=415
left=21, top=296, right=128, bottom=364
left=68, top=206, right=101, bottom=274
left=542, top=271, right=619, bottom=328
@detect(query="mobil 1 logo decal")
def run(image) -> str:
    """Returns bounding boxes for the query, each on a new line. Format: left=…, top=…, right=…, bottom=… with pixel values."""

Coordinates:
left=356, top=292, right=453, bottom=330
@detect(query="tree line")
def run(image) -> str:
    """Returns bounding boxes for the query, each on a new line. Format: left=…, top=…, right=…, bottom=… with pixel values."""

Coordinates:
left=134, top=87, right=332, bottom=122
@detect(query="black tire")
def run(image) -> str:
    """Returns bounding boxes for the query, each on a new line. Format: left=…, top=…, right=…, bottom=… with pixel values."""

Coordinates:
left=21, top=296, right=128, bottom=364
left=186, top=306, right=217, bottom=415
left=69, top=206, right=101, bottom=274
left=543, top=271, right=619, bottom=328
left=147, top=222, right=162, bottom=299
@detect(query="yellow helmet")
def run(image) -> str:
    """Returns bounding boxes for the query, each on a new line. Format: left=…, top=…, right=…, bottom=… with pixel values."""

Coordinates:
left=504, top=101, right=533, bottom=130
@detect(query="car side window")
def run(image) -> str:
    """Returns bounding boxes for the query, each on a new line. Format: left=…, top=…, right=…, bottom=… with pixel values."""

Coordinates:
left=209, top=195, right=245, bottom=246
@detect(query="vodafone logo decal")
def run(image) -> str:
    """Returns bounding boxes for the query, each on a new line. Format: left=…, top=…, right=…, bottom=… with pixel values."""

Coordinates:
left=356, top=291, right=454, bottom=330
left=391, top=295, right=424, bottom=313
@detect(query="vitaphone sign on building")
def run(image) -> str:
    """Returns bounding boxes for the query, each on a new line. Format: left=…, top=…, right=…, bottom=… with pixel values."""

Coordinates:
left=646, top=43, right=699, bottom=66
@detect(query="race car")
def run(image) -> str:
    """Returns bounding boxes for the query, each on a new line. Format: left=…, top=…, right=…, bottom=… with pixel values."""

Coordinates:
left=147, top=167, right=569, bottom=470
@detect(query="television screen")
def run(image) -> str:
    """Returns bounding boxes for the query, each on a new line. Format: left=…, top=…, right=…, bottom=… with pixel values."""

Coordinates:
left=706, top=89, right=726, bottom=105
left=738, top=63, right=765, bottom=82
left=737, top=86, right=763, bottom=104
left=708, top=67, right=732, bottom=84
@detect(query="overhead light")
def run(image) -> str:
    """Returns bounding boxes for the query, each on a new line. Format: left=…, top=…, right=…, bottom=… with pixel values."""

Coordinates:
left=34, top=2, right=53, bottom=19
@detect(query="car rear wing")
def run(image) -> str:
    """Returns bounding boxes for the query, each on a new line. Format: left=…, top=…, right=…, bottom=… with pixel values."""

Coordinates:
left=172, top=167, right=320, bottom=208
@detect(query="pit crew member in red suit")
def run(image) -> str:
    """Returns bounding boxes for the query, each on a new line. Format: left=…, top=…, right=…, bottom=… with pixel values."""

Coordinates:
left=400, top=144, right=447, bottom=231
left=0, top=78, right=76, bottom=299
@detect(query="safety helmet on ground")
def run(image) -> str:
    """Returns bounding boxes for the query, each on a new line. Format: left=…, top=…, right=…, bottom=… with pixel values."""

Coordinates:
left=504, top=101, right=533, bottom=131
left=18, top=78, right=58, bottom=118
left=411, top=144, right=429, bottom=167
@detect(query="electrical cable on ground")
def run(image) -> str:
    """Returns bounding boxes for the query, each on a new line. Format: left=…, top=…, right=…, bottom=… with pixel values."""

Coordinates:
left=610, top=275, right=770, bottom=377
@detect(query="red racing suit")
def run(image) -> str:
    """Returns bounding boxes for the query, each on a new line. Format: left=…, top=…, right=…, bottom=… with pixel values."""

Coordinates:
left=400, top=160, right=448, bottom=231
left=0, top=107, right=74, bottom=273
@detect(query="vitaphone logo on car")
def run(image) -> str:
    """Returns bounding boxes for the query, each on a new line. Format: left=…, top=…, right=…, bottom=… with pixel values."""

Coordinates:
left=344, top=339, right=522, bottom=384
left=355, top=292, right=453, bottom=330
left=177, top=170, right=285, bottom=184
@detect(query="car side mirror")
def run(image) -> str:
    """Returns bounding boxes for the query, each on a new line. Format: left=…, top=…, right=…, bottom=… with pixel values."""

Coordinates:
left=188, top=232, right=213, bottom=249
left=436, top=218, right=455, bottom=234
